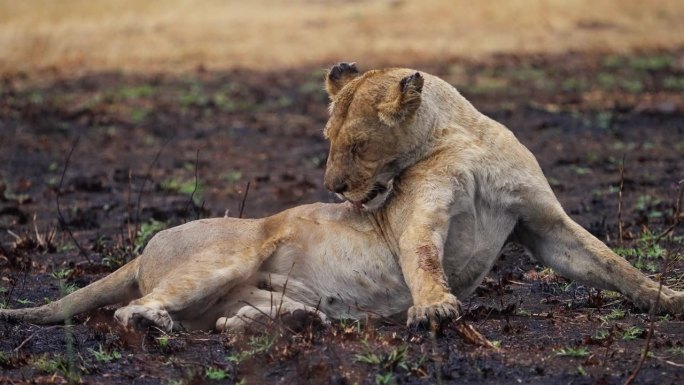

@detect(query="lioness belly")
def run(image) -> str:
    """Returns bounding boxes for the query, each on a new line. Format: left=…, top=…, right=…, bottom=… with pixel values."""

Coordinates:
left=443, top=204, right=517, bottom=298
left=261, top=233, right=412, bottom=320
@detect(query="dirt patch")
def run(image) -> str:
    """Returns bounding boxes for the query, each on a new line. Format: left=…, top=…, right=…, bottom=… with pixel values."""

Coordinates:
left=1, top=50, right=684, bottom=384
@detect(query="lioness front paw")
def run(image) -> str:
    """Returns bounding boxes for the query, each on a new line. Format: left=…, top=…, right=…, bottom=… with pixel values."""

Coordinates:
left=114, top=305, right=173, bottom=332
left=407, top=294, right=461, bottom=328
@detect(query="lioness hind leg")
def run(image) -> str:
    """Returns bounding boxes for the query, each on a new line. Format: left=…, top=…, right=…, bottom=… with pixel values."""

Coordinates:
left=516, top=215, right=684, bottom=314
left=114, top=304, right=173, bottom=332
left=215, top=298, right=328, bottom=332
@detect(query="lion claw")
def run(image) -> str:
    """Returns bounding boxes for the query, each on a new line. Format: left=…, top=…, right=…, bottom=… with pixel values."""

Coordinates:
left=406, top=294, right=461, bottom=328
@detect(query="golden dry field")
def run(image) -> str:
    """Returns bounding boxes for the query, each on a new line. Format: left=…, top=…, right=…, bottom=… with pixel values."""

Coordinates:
left=1, top=0, right=684, bottom=74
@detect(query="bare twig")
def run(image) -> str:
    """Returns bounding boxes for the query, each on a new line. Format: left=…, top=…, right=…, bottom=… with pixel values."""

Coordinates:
left=185, top=149, right=201, bottom=220
left=134, top=138, right=172, bottom=241
left=14, top=325, right=64, bottom=352
left=238, top=181, right=251, bottom=218
left=617, top=155, right=626, bottom=245
left=654, top=178, right=684, bottom=244
left=277, top=262, right=295, bottom=318
left=126, top=169, right=134, bottom=248
left=623, top=278, right=662, bottom=385
left=56, top=137, right=91, bottom=263
left=453, top=320, right=499, bottom=350
left=237, top=299, right=297, bottom=335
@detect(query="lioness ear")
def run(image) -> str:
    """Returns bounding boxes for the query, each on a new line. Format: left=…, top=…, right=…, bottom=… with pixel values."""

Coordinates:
left=325, top=62, right=359, bottom=97
left=378, top=72, right=424, bottom=126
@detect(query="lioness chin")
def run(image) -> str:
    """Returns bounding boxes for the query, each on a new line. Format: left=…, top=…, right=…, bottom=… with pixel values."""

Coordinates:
left=1, top=63, right=682, bottom=332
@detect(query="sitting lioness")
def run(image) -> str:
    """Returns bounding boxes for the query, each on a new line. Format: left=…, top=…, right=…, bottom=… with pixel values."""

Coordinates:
left=1, top=63, right=682, bottom=332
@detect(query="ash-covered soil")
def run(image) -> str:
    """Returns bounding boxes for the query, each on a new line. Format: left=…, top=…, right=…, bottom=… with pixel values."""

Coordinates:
left=1, top=50, right=683, bottom=384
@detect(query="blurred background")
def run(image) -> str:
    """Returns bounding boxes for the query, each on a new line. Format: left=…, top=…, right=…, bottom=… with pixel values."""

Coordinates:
left=2, top=0, right=684, bottom=75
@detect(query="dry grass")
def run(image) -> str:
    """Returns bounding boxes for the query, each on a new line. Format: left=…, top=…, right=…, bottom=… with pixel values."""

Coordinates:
left=1, top=0, right=684, bottom=75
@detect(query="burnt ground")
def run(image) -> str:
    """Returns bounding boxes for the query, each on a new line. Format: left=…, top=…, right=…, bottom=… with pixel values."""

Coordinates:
left=1, top=50, right=684, bottom=384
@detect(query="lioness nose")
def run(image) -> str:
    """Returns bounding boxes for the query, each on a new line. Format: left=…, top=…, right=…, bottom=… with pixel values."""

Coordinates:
left=325, top=178, right=348, bottom=194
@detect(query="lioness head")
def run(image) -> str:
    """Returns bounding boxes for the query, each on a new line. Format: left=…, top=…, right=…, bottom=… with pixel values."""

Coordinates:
left=323, top=62, right=427, bottom=210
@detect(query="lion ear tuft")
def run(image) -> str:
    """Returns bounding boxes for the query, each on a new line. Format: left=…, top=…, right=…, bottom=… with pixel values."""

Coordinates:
left=378, top=72, right=424, bottom=126
left=325, top=62, right=360, bottom=97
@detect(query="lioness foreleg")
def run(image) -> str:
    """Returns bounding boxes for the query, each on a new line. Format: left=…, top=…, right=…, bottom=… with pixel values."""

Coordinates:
left=399, top=211, right=460, bottom=327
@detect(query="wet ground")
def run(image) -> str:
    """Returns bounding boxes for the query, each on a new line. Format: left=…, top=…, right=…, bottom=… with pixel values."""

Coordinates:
left=1, top=50, right=683, bottom=384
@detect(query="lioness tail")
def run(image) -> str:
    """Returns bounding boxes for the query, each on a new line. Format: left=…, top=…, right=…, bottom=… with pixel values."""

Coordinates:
left=0, top=258, right=140, bottom=324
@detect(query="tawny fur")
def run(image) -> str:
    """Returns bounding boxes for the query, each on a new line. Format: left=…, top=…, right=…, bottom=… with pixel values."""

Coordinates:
left=1, top=65, right=682, bottom=332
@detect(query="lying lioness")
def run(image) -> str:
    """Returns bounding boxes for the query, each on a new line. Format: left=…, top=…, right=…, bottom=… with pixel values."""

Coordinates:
left=1, top=64, right=682, bottom=332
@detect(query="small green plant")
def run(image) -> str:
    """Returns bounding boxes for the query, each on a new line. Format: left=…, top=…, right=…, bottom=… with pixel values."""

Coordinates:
left=561, top=78, right=588, bottom=92
left=663, top=76, right=684, bottom=90
left=226, top=352, right=248, bottom=364
left=113, top=84, right=157, bottom=100
left=356, top=344, right=409, bottom=372
left=593, top=329, right=609, bottom=341
left=16, top=298, right=33, bottom=305
left=355, top=351, right=382, bottom=365
left=157, top=335, right=171, bottom=352
left=668, top=347, right=684, bottom=356
left=386, top=346, right=408, bottom=370
left=248, top=334, right=275, bottom=354
left=161, top=178, right=204, bottom=205
left=51, top=268, right=72, bottom=280
left=570, top=165, right=591, bottom=175
left=629, top=55, right=673, bottom=71
left=130, top=107, right=149, bottom=123
left=58, top=243, right=75, bottom=252
left=605, top=308, right=626, bottom=320
left=559, top=281, right=575, bottom=292
left=602, top=55, right=623, bottom=68
left=596, top=111, right=613, bottom=131
left=635, top=195, right=662, bottom=212
left=134, top=219, right=166, bottom=253
left=622, top=326, right=644, bottom=341
left=206, top=367, right=229, bottom=380
left=517, top=308, right=531, bottom=316
left=466, top=75, right=509, bottom=94
left=227, top=334, right=276, bottom=363
left=0, top=350, right=10, bottom=365
left=376, top=372, right=393, bottom=385
left=89, top=344, right=122, bottom=362
left=222, top=170, right=243, bottom=183
left=621, top=79, right=644, bottom=93
left=62, top=282, right=79, bottom=294
left=597, top=73, right=616, bottom=89
left=32, top=354, right=68, bottom=374
left=614, top=229, right=665, bottom=273
left=102, top=251, right=128, bottom=269
left=299, top=79, right=326, bottom=100
left=554, top=346, right=589, bottom=357
left=577, top=365, right=587, bottom=376
left=51, top=268, right=78, bottom=296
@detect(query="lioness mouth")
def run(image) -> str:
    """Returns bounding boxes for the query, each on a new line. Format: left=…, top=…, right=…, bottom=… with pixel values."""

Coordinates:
left=357, top=183, right=388, bottom=206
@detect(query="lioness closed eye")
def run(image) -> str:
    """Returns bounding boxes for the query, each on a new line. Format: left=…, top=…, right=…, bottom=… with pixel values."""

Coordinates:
left=1, top=63, right=682, bottom=332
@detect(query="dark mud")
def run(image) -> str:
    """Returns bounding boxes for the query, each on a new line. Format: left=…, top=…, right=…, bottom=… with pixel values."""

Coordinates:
left=1, top=50, right=684, bottom=384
